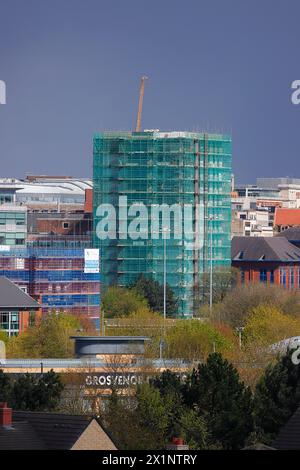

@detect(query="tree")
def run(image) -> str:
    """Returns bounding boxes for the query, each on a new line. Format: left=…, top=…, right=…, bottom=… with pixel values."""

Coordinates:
left=0, top=369, right=12, bottom=402
left=0, top=330, right=8, bottom=344
left=201, top=267, right=239, bottom=304
left=7, top=313, right=82, bottom=358
left=102, top=285, right=148, bottom=318
left=184, top=353, right=253, bottom=449
left=165, top=319, right=234, bottom=362
left=136, top=383, right=170, bottom=449
left=214, top=282, right=300, bottom=328
left=244, top=305, right=300, bottom=348
left=11, top=370, right=64, bottom=411
left=254, top=350, right=300, bottom=443
left=132, top=274, right=178, bottom=317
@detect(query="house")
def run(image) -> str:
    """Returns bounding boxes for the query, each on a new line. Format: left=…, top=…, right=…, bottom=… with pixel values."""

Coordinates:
left=0, top=403, right=117, bottom=450
left=232, top=236, right=300, bottom=287
left=273, top=406, right=300, bottom=449
left=0, top=276, right=41, bottom=336
left=276, top=226, right=300, bottom=249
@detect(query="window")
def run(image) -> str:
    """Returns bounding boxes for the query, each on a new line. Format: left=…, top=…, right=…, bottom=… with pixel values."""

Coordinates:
left=290, top=268, right=295, bottom=289
left=260, top=269, right=267, bottom=282
left=0, top=311, right=19, bottom=337
left=280, top=268, right=287, bottom=287
left=63, top=222, right=69, bottom=229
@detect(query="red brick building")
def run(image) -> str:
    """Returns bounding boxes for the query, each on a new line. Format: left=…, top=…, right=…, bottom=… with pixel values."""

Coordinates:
left=232, top=236, right=300, bottom=288
left=274, top=208, right=300, bottom=232
left=0, top=276, right=41, bottom=336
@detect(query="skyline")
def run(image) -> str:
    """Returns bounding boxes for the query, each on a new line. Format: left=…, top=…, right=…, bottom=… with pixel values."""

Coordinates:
left=0, top=0, right=300, bottom=183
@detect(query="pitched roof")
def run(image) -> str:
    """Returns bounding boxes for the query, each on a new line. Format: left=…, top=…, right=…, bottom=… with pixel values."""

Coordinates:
left=12, top=411, right=92, bottom=449
left=276, top=227, right=300, bottom=242
left=0, top=421, right=45, bottom=450
left=231, top=236, right=300, bottom=262
left=273, top=406, right=300, bottom=449
left=11, top=411, right=117, bottom=450
left=0, top=276, right=40, bottom=310
left=275, top=208, right=300, bottom=226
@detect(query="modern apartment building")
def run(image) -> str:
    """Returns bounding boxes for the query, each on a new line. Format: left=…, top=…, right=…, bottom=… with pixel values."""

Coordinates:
left=93, top=130, right=232, bottom=316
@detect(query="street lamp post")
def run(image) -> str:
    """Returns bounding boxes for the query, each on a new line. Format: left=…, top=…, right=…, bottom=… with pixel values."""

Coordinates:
left=205, top=215, right=218, bottom=311
left=162, top=227, right=169, bottom=335
left=236, top=327, right=244, bottom=349
left=209, top=216, right=213, bottom=311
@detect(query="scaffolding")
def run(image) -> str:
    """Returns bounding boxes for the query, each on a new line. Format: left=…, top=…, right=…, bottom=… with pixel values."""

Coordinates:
left=93, top=130, right=231, bottom=316
left=0, top=245, right=101, bottom=328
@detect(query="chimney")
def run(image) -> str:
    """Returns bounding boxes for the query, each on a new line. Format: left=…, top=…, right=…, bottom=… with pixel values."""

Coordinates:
left=166, top=437, right=189, bottom=450
left=0, top=402, right=12, bottom=427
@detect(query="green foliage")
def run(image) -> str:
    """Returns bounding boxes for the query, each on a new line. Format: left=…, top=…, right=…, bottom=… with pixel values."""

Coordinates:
left=165, top=319, right=233, bottom=361
left=132, top=274, right=178, bottom=317
left=215, top=282, right=300, bottom=328
left=0, top=369, right=63, bottom=411
left=184, top=353, right=254, bottom=449
left=102, top=285, right=148, bottom=318
left=244, top=305, right=300, bottom=347
left=7, top=313, right=81, bottom=358
left=136, top=383, right=170, bottom=448
left=254, top=350, right=300, bottom=443
left=179, top=408, right=208, bottom=449
left=201, top=267, right=239, bottom=304
left=0, top=330, right=9, bottom=344
left=11, top=370, right=64, bottom=411
left=0, top=369, right=12, bottom=402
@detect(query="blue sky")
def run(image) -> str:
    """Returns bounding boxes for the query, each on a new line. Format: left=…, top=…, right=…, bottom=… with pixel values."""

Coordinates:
left=0, top=0, right=299, bottom=183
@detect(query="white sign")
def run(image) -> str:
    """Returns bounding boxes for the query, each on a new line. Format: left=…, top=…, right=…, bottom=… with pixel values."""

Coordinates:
left=0, top=80, right=6, bottom=105
left=0, top=245, right=10, bottom=252
left=16, top=258, right=25, bottom=270
left=84, top=248, right=99, bottom=273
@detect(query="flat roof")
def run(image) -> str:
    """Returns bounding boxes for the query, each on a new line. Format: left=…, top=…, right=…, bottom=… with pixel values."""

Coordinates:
left=71, top=336, right=150, bottom=341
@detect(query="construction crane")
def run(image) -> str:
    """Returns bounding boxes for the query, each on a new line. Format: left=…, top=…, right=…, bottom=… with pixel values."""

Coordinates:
left=135, top=75, right=148, bottom=132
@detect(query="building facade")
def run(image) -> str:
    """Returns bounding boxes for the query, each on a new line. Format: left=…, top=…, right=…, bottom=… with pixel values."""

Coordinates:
left=0, top=245, right=100, bottom=329
left=93, top=130, right=232, bottom=316
left=232, top=236, right=300, bottom=289
left=0, top=205, right=27, bottom=246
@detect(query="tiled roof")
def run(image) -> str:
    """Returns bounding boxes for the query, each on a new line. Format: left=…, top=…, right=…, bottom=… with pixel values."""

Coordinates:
left=0, top=421, right=45, bottom=450
left=273, top=406, right=300, bottom=449
left=0, top=276, right=40, bottom=310
left=10, top=411, right=117, bottom=450
left=232, top=236, right=300, bottom=262
left=275, top=208, right=300, bottom=226
left=12, top=411, right=92, bottom=449
left=276, top=227, right=300, bottom=242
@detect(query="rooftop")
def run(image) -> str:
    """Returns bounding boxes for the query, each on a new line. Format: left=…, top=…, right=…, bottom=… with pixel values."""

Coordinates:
left=232, top=236, right=300, bottom=262
left=0, top=276, right=40, bottom=310
left=94, top=130, right=231, bottom=140
left=275, top=208, right=300, bottom=226
left=0, top=410, right=116, bottom=450
left=273, top=406, right=300, bottom=449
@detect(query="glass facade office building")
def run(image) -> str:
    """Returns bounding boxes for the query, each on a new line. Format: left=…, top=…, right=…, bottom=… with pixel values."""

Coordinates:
left=93, top=131, right=232, bottom=316
left=0, top=206, right=27, bottom=246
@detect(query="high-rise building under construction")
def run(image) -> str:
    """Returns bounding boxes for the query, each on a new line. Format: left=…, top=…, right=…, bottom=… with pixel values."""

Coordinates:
left=93, top=130, right=232, bottom=316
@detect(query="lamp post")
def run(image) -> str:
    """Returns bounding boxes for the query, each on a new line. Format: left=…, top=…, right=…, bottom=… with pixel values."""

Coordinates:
left=205, top=215, right=218, bottom=311
left=236, top=327, right=244, bottom=349
left=162, top=226, right=169, bottom=335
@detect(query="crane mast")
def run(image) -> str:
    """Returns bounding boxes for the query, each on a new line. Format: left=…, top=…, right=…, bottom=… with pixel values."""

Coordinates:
left=135, top=75, right=148, bottom=132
